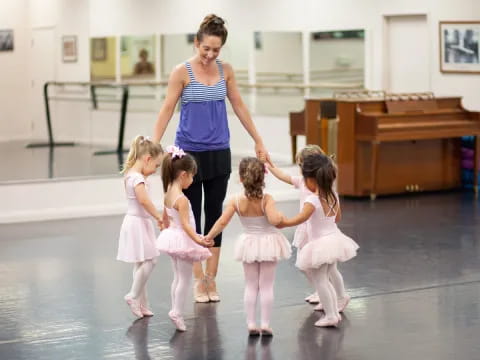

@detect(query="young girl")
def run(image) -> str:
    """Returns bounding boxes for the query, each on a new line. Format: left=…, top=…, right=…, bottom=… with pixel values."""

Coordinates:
left=205, top=157, right=291, bottom=336
left=269, top=146, right=352, bottom=313
left=156, top=145, right=213, bottom=332
left=117, top=135, right=164, bottom=318
left=278, top=153, right=358, bottom=327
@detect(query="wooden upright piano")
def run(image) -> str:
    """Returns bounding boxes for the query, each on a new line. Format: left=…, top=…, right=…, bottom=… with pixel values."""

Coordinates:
left=336, top=95, right=480, bottom=198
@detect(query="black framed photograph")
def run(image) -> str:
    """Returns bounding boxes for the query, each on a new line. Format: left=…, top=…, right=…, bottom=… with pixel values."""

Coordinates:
left=62, top=35, right=77, bottom=62
left=0, top=29, right=14, bottom=51
left=439, top=21, right=480, bottom=74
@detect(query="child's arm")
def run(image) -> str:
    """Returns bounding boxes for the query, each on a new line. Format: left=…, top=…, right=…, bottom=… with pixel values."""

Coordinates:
left=205, top=199, right=236, bottom=242
left=263, top=194, right=284, bottom=226
left=176, top=197, right=212, bottom=247
left=134, top=183, right=163, bottom=225
left=267, top=162, right=293, bottom=185
left=335, top=206, right=342, bottom=223
left=277, top=202, right=315, bottom=228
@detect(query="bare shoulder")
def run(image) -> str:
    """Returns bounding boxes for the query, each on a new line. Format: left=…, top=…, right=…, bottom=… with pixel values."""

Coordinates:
left=220, top=61, right=234, bottom=78
left=174, top=195, right=190, bottom=210
left=170, top=63, right=188, bottom=81
left=264, top=193, right=275, bottom=204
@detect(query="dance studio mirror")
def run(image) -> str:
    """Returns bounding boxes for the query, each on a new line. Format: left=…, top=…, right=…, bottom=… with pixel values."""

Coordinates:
left=309, top=29, right=365, bottom=97
left=253, top=31, right=304, bottom=116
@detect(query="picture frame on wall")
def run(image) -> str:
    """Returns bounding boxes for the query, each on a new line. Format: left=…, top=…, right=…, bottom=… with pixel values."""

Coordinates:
left=439, top=21, right=480, bottom=74
left=0, top=29, right=14, bottom=51
left=62, top=35, right=77, bottom=63
left=91, top=38, right=107, bottom=61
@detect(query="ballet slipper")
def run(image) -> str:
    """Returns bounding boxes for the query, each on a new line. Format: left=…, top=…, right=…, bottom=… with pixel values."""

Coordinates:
left=260, top=326, right=273, bottom=336
left=313, top=303, right=324, bottom=311
left=124, top=295, right=144, bottom=318
left=247, top=324, right=260, bottom=336
left=193, top=279, right=209, bottom=303
left=140, top=304, right=154, bottom=317
left=306, top=292, right=320, bottom=304
left=314, top=315, right=339, bottom=328
left=338, top=295, right=351, bottom=312
left=168, top=310, right=186, bottom=332
left=205, top=274, right=220, bottom=302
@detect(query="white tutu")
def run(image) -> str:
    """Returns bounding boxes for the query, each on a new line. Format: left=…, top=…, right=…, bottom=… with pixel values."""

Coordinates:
left=234, top=232, right=292, bottom=263
left=296, top=230, right=358, bottom=271
left=117, top=215, right=159, bottom=263
left=292, top=223, right=309, bottom=249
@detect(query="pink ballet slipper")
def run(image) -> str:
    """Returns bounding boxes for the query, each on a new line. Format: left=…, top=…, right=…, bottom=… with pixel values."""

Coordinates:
left=313, top=303, right=324, bottom=311
left=168, top=310, right=186, bottom=332
left=260, top=325, right=273, bottom=336
left=314, top=315, right=339, bottom=328
left=140, top=304, right=154, bottom=317
left=124, top=295, right=144, bottom=318
left=338, top=295, right=351, bottom=313
left=248, top=324, right=260, bottom=336
left=305, top=292, right=320, bottom=304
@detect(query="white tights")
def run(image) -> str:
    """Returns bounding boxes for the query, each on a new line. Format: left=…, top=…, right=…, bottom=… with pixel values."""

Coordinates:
left=243, top=261, right=277, bottom=327
left=170, top=257, right=194, bottom=318
left=310, top=263, right=339, bottom=319
left=305, top=262, right=346, bottom=299
left=129, top=258, right=157, bottom=306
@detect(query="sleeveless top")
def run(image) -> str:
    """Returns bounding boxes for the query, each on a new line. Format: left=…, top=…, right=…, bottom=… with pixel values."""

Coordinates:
left=175, top=59, right=230, bottom=152
left=305, top=194, right=340, bottom=239
left=235, top=195, right=279, bottom=236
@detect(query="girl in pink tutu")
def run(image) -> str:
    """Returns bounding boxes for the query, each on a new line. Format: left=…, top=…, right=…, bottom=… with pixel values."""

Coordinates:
left=268, top=145, right=352, bottom=313
left=117, top=135, right=164, bottom=318
left=278, top=153, right=358, bottom=327
left=206, top=157, right=291, bottom=336
left=156, top=145, right=213, bottom=332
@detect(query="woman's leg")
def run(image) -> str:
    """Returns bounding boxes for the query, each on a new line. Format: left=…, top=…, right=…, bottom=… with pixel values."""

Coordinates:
left=203, top=174, right=230, bottom=300
left=243, top=262, right=260, bottom=328
left=258, top=261, right=277, bottom=330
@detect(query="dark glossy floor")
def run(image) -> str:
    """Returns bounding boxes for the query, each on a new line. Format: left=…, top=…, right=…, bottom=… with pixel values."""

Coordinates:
left=1, top=191, right=479, bottom=359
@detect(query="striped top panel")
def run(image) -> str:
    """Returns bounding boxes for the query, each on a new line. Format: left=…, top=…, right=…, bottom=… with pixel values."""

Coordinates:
left=181, top=59, right=227, bottom=104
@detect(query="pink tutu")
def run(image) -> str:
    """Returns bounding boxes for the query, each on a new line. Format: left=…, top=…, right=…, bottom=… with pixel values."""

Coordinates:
left=296, top=230, right=358, bottom=271
left=117, top=215, right=159, bottom=263
left=156, top=227, right=211, bottom=262
left=234, top=232, right=292, bottom=263
left=292, top=223, right=309, bottom=249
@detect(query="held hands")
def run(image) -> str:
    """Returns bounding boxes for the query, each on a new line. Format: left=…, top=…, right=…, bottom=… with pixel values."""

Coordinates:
left=198, top=235, right=214, bottom=248
left=275, top=214, right=287, bottom=229
left=255, top=142, right=271, bottom=164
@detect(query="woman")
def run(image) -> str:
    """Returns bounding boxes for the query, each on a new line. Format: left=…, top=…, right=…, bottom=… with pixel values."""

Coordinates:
left=153, top=14, right=269, bottom=302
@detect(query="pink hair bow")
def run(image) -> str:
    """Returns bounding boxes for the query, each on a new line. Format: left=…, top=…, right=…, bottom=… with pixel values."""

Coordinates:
left=140, top=136, right=152, bottom=143
left=166, top=145, right=186, bottom=159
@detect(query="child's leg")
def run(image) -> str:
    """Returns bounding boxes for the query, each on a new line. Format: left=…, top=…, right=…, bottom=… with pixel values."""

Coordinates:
left=326, top=264, right=339, bottom=312
left=128, top=259, right=155, bottom=299
left=171, top=258, right=193, bottom=317
left=258, top=261, right=277, bottom=329
left=328, top=262, right=346, bottom=299
left=311, top=265, right=337, bottom=320
left=243, top=262, right=260, bottom=327
left=139, top=257, right=157, bottom=308
left=170, top=257, right=179, bottom=311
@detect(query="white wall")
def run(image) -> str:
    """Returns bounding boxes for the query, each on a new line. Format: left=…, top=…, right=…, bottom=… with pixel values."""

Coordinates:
left=2, top=0, right=480, bottom=147
left=255, top=32, right=303, bottom=74
left=0, top=0, right=30, bottom=141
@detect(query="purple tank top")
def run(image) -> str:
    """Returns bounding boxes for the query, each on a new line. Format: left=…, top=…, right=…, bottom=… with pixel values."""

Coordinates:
left=175, top=59, right=230, bottom=151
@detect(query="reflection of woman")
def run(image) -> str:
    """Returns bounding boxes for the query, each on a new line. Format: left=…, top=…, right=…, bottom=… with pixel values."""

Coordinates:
left=134, top=49, right=155, bottom=75
left=153, top=14, right=269, bottom=302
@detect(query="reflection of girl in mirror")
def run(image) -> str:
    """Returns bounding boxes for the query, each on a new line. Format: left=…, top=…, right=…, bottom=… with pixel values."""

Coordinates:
left=153, top=14, right=271, bottom=303
left=133, top=48, right=155, bottom=75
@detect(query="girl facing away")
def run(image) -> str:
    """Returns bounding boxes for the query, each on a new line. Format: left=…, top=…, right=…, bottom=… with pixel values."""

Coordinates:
left=117, top=135, right=164, bottom=318
left=156, top=146, right=214, bottom=332
left=278, top=153, right=359, bottom=327
left=205, top=157, right=291, bottom=336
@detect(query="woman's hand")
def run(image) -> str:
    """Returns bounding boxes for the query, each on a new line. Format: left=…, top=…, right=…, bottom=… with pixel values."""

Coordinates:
left=255, top=142, right=270, bottom=163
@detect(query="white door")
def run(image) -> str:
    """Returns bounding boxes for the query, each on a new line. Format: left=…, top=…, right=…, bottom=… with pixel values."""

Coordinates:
left=30, top=28, right=55, bottom=140
left=384, top=15, right=430, bottom=93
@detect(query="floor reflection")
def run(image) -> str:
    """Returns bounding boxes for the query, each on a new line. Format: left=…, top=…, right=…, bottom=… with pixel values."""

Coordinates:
left=245, top=336, right=274, bottom=360
left=296, top=312, right=346, bottom=360
left=169, top=303, right=224, bottom=360
left=126, top=317, right=152, bottom=360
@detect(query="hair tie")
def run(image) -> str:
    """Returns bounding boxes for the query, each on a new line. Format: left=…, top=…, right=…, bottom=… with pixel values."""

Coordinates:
left=166, top=145, right=186, bottom=159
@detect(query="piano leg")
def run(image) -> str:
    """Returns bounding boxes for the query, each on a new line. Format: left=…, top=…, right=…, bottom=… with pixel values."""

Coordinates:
left=291, top=135, right=297, bottom=164
left=370, top=141, right=380, bottom=201
left=474, top=135, right=480, bottom=195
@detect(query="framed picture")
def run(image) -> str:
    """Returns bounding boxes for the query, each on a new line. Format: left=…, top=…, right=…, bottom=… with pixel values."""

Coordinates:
left=439, top=21, right=480, bottom=74
left=91, top=38, right=107, bottom=61
left=0, top=29, right=14, bottom=51
left=62, top=35, right=77, bottom=62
